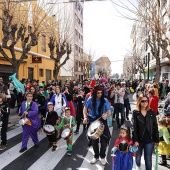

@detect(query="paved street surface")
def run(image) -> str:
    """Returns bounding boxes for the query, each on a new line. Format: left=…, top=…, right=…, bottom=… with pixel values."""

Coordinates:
left=0, top=96, right=169, bottom=170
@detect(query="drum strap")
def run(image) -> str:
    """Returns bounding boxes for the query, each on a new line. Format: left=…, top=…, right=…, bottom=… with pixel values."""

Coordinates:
left=44, top=112, right=49, bottom=126
left=69, top=116, right=72, bottom=128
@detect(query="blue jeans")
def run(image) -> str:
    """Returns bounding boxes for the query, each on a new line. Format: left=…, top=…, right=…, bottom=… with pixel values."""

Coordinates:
left=135, top=142, right=154, bottom=170
left=114, top=103, right=125, bottom=127
left=107, top=106, right=114, bottom=127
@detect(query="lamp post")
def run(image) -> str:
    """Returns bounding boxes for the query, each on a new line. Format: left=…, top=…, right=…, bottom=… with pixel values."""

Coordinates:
left=147, top=52, right=150, bottom=81
left=143, top=52, right=150, bottom=81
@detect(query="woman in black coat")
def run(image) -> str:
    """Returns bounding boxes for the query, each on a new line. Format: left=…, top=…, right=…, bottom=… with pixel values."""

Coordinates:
left=132, top=94, right=159, bottom=170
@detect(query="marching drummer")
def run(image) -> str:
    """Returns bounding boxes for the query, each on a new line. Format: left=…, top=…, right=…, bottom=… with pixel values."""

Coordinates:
left=83, top=84, right=111, bottom=165
left=19, top=92, right=41, bottom=153
left=56, top=107, right=75, bottom=156
left=44, top=102, right=59, bottom=151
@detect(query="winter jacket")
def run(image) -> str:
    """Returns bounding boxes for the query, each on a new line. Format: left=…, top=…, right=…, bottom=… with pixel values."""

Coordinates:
left=132, top=109, right=159, bottom=143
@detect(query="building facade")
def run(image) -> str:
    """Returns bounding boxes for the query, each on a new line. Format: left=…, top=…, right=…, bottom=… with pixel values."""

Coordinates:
left=54, top=1, right=84, bottom=82
left=95, top=56, right=111, bottom=79
left=131, top=0, right=170, bottom=81
left=0, top=1, right=59, bottom=83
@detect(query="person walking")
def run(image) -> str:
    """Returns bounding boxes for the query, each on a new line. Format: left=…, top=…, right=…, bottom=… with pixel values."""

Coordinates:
left=114, top=83, right=125, bottom=128
left=132, top=94, right=159, bottom=170
left=83, top=84, right=111, bottom=165
left=18, top=92, right=41, bottom=153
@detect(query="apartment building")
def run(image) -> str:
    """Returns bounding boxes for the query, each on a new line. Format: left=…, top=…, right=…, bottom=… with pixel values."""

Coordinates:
left=95, top=56, right=111, bottom=79
left=0, top=1, right=59, bottom=83
left=131, top=0, right=170, bottom=80
left=54, top=1, right=84, bottom=81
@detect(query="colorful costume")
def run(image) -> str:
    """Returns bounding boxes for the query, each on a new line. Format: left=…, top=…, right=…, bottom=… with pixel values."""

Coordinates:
left=158, top=126, right=170, bottom=155
left=112, top=137, right=137, bottom=170
left=44, top=110, right=58, bottom=150
left=57, top=116, right=75, bottom=152
left=19, top=101, right=41, bottom=149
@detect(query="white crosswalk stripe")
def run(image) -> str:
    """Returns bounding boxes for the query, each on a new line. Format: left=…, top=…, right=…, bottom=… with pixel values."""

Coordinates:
left=0, top=129, right=46, bottom=169
left=7, top=126, right=22, bottom=140
left=1, top=125, right=163, bottom=170
left=77, top=127, right=113, bottom=170
left=28, top=125, right=84, bottom=170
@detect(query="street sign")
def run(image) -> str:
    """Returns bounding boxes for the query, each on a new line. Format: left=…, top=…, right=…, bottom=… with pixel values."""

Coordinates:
left=32, top=56, right=42, bottom=63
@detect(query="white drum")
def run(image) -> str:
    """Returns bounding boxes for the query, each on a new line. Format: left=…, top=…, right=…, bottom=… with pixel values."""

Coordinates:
left=61, top=128, right=72, bottom=140
left=18, top=117, right=29, bottom=126
left=43, top=124, right=55, bottom=135
left=87, top=120, right=105, bottom=140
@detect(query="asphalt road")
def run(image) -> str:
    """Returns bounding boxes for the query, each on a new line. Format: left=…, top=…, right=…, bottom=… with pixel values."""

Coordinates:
left=0, top=95, right=169, bottom=170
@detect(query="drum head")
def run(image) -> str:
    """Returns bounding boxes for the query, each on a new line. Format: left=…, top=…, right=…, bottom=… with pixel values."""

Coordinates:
left=44, top=125, right=55, bottom=132
left=87, top=120, right=101, bottom=137
left=61, top=128, right=70, bottom=138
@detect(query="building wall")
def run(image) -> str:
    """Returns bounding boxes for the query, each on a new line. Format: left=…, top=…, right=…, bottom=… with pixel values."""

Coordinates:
left=0, top=2, right=59, bottom=83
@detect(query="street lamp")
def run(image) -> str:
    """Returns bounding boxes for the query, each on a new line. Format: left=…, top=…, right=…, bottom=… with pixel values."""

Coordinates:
left=143, top=52, right=150, bottom=81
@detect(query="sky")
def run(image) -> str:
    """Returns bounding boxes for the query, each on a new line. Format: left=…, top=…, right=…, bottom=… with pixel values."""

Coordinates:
left=83, top=0, right=135, bottom=75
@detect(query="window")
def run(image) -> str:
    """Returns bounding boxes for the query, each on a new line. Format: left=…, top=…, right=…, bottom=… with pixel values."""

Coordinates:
left=39, top=69, right=43, bottom=77
left=41, top=35, right=46, bottom=52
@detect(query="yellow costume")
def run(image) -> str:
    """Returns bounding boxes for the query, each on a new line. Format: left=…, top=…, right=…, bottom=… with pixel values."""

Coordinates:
left=158, top=126, right=170, bottom=155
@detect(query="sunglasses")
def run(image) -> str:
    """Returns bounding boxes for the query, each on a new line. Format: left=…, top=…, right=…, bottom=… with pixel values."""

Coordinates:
left=97, top=91, right=103, bottom=94
left=141, top=100, right=148, bottom=103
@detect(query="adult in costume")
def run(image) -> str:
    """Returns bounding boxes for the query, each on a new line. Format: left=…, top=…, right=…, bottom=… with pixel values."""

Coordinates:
left=50, top=86, right=68, bottom=117
left=19, top=92, right=41, bottom=153
left=83, top=84, right=111, bottom=165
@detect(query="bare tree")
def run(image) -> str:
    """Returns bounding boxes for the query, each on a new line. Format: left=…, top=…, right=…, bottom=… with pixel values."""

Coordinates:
left=111, top=0, right=170, bottom=82
left=0, top=0, right=55, bottom=77
left=81, top=49, right=95, bottom=79
left=48, top=3, right=73, bottom=80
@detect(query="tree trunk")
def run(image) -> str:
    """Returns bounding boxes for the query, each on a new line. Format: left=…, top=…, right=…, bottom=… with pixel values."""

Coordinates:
left=155, top=58, right=161, bottom=83
left=54, top=66, right=60, bottom=81
left=12, top=64, right=19, bottom=78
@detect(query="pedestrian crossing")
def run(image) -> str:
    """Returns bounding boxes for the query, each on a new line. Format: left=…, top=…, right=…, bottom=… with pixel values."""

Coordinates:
left=0, top=125, right=113, bottom=170
left=0, top=124, right=166, bottom=170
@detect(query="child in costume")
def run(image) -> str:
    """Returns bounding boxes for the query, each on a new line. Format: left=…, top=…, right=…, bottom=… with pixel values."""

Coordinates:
left=157, top=116, right=170, bottom=166
left=0, top=94, right=10, bottom=150
left=57, top=107, right=75, bottom=156
left=44, top=102, right=59, bottom=151
left=111, top=124, right=138, bottom=170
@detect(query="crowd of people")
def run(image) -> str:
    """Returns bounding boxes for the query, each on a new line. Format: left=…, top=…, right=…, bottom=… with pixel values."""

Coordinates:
left=0, top=76, right=170, bottom=169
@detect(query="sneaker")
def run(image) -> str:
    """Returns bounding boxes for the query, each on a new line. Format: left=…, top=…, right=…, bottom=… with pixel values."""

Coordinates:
left=52, top=146, right=57, bottom=152
left=90, top=157, right=99, bottom=164
left=158, top=161, right=167, bottom=166
left=100, top=158, right=106, bottom=165
left=136, top=166, right=141, bottom=170
left=67, top=151, right=72, bottom=156
left=74, top=130, right=79, bottom=134
left=0, top=144, right=6, bottom=150
left=19, top=147, right=27, bottom=153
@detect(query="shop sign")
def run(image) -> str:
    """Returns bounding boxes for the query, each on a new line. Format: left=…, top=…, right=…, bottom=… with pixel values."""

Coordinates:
left=32, top=56, right=42, bottom=63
